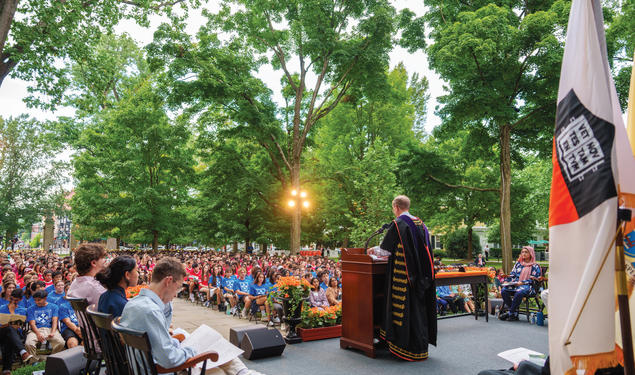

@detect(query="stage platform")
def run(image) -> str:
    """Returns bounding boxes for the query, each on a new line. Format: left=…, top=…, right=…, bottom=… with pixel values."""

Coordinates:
left=171, top=299, right=548, bottom=375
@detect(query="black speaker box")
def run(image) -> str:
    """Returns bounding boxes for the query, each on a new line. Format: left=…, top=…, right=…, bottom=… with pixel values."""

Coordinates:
left=240, top=327, right=286, bottom=360
left=44, top=345, right=87, bottom=375
left=229, top=324, right=267, bottom=347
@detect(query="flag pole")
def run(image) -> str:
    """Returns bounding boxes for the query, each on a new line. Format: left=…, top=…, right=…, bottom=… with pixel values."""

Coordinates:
left=616, top=208, right=634, bottom=375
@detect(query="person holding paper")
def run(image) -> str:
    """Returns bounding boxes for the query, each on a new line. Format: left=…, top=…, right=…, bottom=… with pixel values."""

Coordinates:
left=0, top=289, right=32, bottom=373
left=119, top=257, right=264, bottom=375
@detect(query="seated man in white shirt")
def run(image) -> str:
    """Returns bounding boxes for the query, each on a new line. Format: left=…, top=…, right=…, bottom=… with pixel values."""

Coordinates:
left=119, top=257, right=264, bottom=375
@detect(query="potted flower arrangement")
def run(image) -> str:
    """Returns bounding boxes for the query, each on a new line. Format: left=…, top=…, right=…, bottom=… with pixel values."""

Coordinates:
left=272, top=276, right=311, bottom=344
left=125, top=284, right=148, bottom=299
left=297, top=304, right=342, bottom=341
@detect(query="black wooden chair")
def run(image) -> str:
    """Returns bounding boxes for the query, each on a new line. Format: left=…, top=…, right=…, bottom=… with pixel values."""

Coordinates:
left=66, top=297, right=103, bottom=375
left=111, top=319, right=218, bottom=375
left=501, top=270, right=547, bottom=321
left=86, top=306, right=130, bottom=375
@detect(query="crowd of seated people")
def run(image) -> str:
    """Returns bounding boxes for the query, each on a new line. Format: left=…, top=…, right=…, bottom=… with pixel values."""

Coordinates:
left=1, top=243, right=549, bottom=374
left=0, top=253, right=83, bottom=374
left=0, top=245, right=343, bottom=373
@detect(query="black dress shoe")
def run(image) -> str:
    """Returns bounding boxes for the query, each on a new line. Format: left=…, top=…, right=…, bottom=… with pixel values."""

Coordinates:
left=509, top=314, right=519, bottom=321
left=499, top=312, right=509, bottom=321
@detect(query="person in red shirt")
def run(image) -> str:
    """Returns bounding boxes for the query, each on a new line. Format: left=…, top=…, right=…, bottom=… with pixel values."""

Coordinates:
left=187, top=263, right=202, bottom=303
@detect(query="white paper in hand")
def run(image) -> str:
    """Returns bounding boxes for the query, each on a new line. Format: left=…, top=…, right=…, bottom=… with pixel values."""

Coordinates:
left=497, top=347, right=545, bottom=366
left=180, top=324, right=244, bottom=369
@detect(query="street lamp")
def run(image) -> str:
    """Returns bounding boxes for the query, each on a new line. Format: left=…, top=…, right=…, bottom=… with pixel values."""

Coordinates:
left=288, top=190, right=309, bottom=210
left=288, top=189, right=310, bottom=254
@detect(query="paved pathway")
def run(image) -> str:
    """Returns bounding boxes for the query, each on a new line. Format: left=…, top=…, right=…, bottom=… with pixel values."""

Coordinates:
left=169, top=297, right=550, bottom=375
left=171, top=298, right=266, bottom=339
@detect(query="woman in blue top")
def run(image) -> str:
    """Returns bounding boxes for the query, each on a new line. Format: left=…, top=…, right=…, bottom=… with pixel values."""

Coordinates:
left=243, top=271, right=268, bottom=319
left=96, top=256, right=139, bottom=318
left=0, top=281, right=16, bottom=307
left=500, top=246, right=542, bottom=321
left=205, top=265, right=225, bottom=309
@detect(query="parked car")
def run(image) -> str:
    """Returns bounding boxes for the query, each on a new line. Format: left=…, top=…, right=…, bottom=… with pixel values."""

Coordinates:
left=183, top=246, right=198, bottom=251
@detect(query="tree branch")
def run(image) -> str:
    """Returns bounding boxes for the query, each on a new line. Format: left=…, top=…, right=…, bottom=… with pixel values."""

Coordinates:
left=263, top=11, right=298, bottom=93
left=270, top=134, right=292, bottom=172
left=120, top=0, right=187, bottom=10
left=427, top=174, right=499, bottom=192
left=259, top=141, right=285, bottom=185
left=469, top=47, right=489, bottom=87
left=510, top=103, right=551, bottom=129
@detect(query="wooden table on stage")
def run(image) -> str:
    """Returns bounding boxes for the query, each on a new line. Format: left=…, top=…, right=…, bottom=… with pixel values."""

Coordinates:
left=340, top=248, right=387, bottom=358
left=435, top=271, right=489, bottom=322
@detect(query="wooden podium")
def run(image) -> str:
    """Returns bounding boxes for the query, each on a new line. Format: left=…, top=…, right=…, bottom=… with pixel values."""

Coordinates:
left=339, top=248, right=387, bottom=358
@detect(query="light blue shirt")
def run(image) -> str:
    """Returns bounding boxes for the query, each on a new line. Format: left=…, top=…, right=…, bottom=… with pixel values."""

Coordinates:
left=120, top=288, right=195, bottom=369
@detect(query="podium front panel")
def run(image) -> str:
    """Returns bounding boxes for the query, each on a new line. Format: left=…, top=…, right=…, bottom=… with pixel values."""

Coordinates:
left=340, top=248, right=387, bottom=358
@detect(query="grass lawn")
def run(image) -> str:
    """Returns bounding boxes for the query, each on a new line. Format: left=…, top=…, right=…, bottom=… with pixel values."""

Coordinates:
left=11, top=361, right=45, bottom=375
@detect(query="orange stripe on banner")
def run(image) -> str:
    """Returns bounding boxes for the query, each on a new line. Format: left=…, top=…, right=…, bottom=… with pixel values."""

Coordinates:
left=549, top=138, right=580, bottom=227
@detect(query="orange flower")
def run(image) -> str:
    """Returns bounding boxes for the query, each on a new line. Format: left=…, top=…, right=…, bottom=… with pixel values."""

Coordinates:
left=284, top=293, right=289, bottom=298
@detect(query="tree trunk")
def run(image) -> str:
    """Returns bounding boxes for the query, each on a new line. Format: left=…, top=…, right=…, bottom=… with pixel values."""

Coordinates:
left=43, top=216, right=54, bottom=251
left=499, top=124, right=513, bottom=273
left=152, top=230, right=158, bottom=252
left=467, top=226, right=474, bottom=261
left=290, top=160, right=301, bottom=255
left=116, top=237, right=120, bottom=250
left=232, top=241, right=238, bottom=253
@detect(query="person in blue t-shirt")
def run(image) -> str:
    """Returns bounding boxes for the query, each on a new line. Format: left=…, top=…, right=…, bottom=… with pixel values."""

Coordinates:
left=242, top=272, right=269, bottom=319
left=46, top=280, right=66, bottom=306
left=0, top=289, right=32, bottom=371
left=222, top=273, right=237, bottom=313
left=20, top=281, right=46, bottom=310
left=44, top=271, right=63, bottom=294
left=206, top=266, right=225, bottom=309
left=233, top=268, right=250, bottom=317
left=318, top=271, right=329, bottom=291
left=0, top=281, right=16, bottom=307
left=25, top=290, right=65, bottom=360
left=58, top=300, right=82, bottom=348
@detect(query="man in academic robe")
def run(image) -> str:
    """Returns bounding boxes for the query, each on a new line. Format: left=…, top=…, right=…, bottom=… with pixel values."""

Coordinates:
left=379, top=195, right=437, bottom=361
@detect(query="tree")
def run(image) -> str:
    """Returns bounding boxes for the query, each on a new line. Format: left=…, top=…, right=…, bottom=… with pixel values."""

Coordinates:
left=398, top=130, right=499, bottom=261
left=404, top=1, right=569, bottom=272
left=193, top=134, right=279, bottom=250
left=0, top=115, right=67, bottom=243
left=0, top=0, right=195, bottom=106
left=308, top=64, right=425, bottom=247
left=147, top=0, right=398, bottom=253
left=71, top=79, right=195, bottom=250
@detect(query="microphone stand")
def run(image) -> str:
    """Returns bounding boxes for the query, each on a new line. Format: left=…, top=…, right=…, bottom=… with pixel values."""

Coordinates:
left=364, top=224, right=390, bottom=251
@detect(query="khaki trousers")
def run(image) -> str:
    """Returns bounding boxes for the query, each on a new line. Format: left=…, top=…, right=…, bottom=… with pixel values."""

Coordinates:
left=25, top=327, right=65, bottom=361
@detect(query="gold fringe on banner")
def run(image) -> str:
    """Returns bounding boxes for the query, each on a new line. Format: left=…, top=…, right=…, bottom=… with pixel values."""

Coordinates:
left=566, top=350, right=621, bottom=375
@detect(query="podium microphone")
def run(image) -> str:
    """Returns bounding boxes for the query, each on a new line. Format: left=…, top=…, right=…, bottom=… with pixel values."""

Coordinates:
left=364, top=223, right=391, bottom=250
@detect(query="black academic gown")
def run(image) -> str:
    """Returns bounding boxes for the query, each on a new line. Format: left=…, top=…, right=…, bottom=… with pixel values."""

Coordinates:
left=379, top=214, right=437, bottom=361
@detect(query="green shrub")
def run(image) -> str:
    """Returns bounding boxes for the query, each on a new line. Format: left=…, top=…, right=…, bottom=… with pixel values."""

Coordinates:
left=432, top=249, right=447, bottom=258
left=445, top=228, right=482, bottom=259
left=29, top=233, right=41, bottom=249
left=489, top=247, right=502, bottom=258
